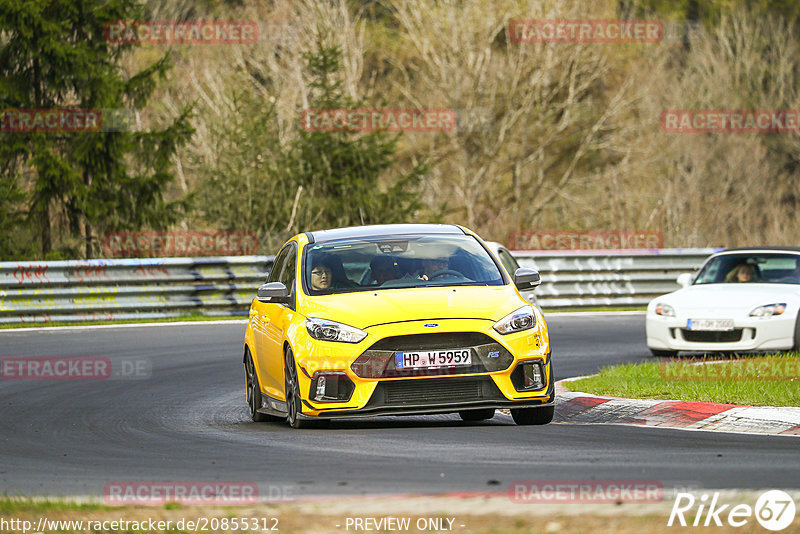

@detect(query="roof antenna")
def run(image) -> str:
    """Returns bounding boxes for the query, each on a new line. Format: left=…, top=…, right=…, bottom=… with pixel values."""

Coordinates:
left=359, top=207, right=365, bottom=225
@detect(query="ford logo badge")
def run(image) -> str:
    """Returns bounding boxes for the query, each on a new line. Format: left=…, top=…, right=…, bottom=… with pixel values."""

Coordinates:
left=423, top=323, right=439, bottom=328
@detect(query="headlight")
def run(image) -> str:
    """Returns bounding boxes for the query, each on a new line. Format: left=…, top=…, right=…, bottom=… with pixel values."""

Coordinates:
left=493, top=305, right=536, bottom=335
left=655, top=303, right=675, bottom=317
left=306, top=318, right=367, bottom=343
left=749, top=303, right=786, bottom=317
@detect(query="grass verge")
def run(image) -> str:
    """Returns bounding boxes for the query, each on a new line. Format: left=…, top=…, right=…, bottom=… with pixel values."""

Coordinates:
left=566, top=352, right=800, bottom=406
left=0, top=497, right=110, bottom=514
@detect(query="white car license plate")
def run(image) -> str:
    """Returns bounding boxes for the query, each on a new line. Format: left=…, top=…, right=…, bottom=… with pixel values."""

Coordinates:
left=395, top=349, right=472, bottom=369
left=686, top=318, right=734, bottom=331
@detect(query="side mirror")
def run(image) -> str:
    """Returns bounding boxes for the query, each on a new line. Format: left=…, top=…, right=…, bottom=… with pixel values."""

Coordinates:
left=514, top=267, right=541, bottom=291
left=257, top=282, right=290, bottom=303
left=676, top=273, right=693, bottom=288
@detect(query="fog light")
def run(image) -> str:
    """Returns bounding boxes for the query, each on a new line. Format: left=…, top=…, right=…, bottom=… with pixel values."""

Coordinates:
left=315, top=375, right=327, bottom=400
left=524, top=363, right=543, bottom=389
left=511, top=360, right=546, bottom=392
left=310, top=371, right=355, bottom=402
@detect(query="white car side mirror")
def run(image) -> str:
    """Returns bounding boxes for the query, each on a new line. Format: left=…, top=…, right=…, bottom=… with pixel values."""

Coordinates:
left=676, top=273, right=693, bottom=288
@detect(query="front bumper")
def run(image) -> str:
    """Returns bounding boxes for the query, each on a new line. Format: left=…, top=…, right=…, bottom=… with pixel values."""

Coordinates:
left=646, top=313, right=796, bottom=352
left=293, top=317, right=553, bottom=419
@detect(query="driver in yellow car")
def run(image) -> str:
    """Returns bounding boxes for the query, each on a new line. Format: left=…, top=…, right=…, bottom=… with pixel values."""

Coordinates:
left=419, top=258, right=449, bottom=280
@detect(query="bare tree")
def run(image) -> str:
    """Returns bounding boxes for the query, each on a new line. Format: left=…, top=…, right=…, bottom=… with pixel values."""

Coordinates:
left=389, top=0, right=637, bottom=240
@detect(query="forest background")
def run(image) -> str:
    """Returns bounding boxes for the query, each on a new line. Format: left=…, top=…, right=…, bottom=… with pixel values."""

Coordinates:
left=2, top=0, right=798, bottom=259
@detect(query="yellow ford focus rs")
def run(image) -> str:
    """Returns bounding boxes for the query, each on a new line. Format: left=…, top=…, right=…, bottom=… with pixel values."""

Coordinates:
left=243, top=224, right=554, bottom=428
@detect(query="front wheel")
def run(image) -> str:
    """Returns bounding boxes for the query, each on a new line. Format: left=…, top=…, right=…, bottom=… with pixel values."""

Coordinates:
left=511, top=405, right=554, bottom=425
left=244, top=350, right=270, bottom=422
left=284, top=347, right=322, bottom=429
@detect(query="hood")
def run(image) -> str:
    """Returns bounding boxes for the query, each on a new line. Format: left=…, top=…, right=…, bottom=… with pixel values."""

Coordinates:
left=658, top=283, right=800, bottom=315
left=300, top=285, right=524, bottom=329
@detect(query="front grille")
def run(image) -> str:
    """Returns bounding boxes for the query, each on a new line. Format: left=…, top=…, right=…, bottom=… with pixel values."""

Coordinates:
left=366, top=376, right=504, bottom=407
left=351, top=332, right=513, bottom=378
left=681, top=329, right=743, bottom=343
left=369, top=332, right=496, bottom=351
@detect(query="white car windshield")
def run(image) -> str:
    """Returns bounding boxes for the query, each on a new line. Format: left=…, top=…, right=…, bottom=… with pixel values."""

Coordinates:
left=303, top=235, right=505, bottom=295
left=694, top=253, right=800, bottom=285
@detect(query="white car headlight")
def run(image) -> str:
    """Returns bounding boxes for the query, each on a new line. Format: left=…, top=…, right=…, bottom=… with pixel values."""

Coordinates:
left=749, top=303, right=786, bottom=317
left=655, top=303, right=675, bottom=317
left=493, top=305, right=536, bottom=335
left=306, top=318, right=367, bottom=343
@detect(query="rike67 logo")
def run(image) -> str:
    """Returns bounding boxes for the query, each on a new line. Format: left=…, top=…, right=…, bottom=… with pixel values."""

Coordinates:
left=668, top=490, right=796, bottom=531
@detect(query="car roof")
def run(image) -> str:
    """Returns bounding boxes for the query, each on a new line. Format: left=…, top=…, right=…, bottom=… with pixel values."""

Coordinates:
left=718, top=247, right=800, bottom=254
left=305, top=224, right=466, bottom=244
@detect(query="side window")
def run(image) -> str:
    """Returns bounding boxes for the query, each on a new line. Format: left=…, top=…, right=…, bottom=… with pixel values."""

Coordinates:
left=268, top=246, right=290, bottom=283
left=497, top=249, right=519, bottom=276
left=279, top=246, right=297, bottom=296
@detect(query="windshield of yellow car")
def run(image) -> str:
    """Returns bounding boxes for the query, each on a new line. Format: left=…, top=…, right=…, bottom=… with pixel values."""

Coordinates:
left=303, top=235, right=505, bottom=295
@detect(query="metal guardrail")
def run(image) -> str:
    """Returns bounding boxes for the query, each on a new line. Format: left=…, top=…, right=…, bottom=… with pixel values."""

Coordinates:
left=0, top=256, right=273, bottom=324
left=0, top=249, right=718, bottom=324
left=515, top=248, right=719, bottom=308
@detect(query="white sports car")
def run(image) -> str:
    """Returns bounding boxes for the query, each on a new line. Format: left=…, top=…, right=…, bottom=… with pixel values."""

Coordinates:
left=646, top=247, right=800, bottom=356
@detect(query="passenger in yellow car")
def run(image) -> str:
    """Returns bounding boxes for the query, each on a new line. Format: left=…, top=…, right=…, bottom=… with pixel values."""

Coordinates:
left=310, top=261, right=333, bottom=291
left=310, top=255, right=357, bottom=291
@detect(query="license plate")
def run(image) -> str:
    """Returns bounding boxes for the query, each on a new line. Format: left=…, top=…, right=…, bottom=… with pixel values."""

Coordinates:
left=686, top=318, right=734, bottom=331
left=395, top=349, right=472, bottom=369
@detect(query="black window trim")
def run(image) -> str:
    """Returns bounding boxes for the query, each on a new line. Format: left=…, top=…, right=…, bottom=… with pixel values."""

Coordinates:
left=300, top=233, right=510, bottom=296
left=269, top=241, right=298, bottom=310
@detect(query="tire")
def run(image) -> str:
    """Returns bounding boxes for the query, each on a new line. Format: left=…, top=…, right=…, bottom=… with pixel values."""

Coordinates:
left=650, top=348, right=678, bottom=358
left=244, top=350, right=270, bottom=422
left=511, top=405, right=554, bottom=425
left=793, top=312, right=800, bottom=352
left=284, top=347, right=314, bottom=429
left=458, top=408, right=495, bottom=422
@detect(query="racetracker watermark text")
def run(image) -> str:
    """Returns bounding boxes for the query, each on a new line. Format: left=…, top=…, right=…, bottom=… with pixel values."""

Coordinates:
left=1, top=108, right=139, bottom=133
left=509, top=230, right=663, bottom=251
left=510, top=480, right=664, bottom=503
left=661, top=109, right=800, bottom=133
left=104, top=20, right=259, bottom=44
left=661, top=358, right=800, bottom=382
left=509, top=19, right=664, bottom=43
left=1, top=357, right=150, bottom=380
left=103, top=231, right=258, bottom=257
left=103, top=481, right=291, bottom=505
left=301, top=109, right=456, bottom=133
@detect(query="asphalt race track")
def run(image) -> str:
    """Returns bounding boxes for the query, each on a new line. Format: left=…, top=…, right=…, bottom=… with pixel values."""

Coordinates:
left=1, top=314, right=798, bottom=499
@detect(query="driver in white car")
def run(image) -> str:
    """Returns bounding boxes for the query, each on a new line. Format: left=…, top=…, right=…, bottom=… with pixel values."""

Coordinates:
left=724, top=263, right=758, bottom=283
